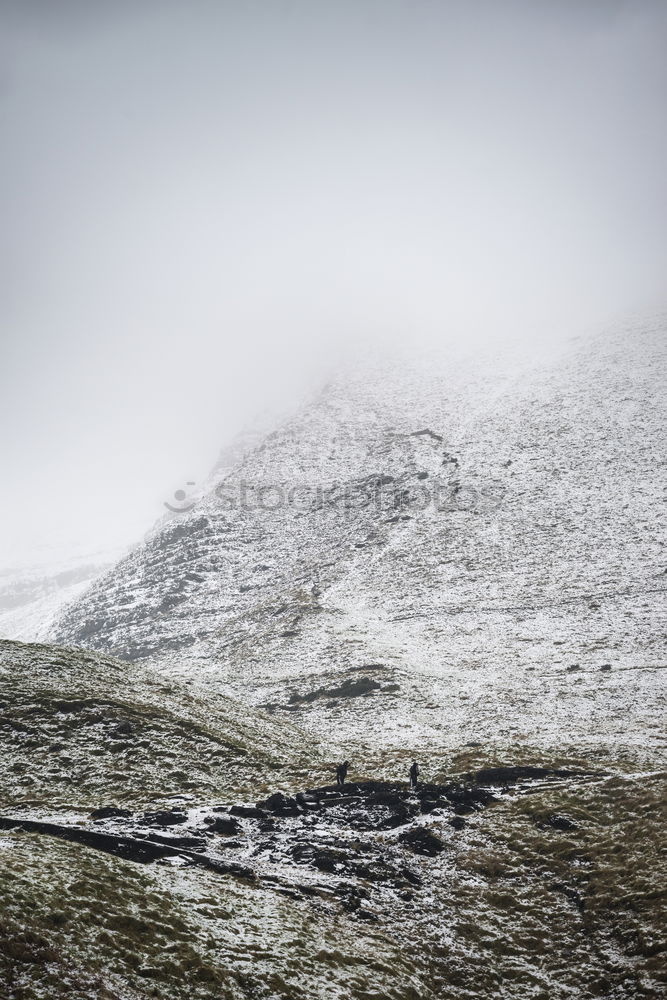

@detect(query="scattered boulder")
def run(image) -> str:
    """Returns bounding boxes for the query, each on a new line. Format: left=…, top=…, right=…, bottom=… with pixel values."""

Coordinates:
left=449, top=816, right=466, bottom=831
left=399, top=826, right=445, bottom=856
left=140, top=810, right=187, bottom=826
left=89, top=806, right=133, bottom=820
left=204, top=815, right=241, bottom=835
left=542, top=814, right=579, bottom=832
left=289, top=676, right=382, bottom=704
left=54, top=700, right=86, bottom=714
left=291, top=843, right=346, bottom=873
left=295, top=792, right=320, bottom=810
left=257, top=792, right=300, bottom=815
left=444, top=784, right=495, bottom=813
left=230, top=804, right=265, bottom=819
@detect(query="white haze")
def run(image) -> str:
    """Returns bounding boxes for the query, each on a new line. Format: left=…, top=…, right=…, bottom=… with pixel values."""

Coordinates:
left=1, top=0, right=665, bottom=569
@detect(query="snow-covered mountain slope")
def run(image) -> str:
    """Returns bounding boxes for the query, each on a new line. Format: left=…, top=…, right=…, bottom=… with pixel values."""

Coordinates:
left=0, top=541, right=126, bottom=643
left=52, top=316, right=667, bottom=758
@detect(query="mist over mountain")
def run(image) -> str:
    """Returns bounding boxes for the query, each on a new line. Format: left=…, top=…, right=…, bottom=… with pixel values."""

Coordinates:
left=2, top=2, right=666, bottom=997
left=52, top=315, right=666, bottom=757
left=3, top=0, right=667, bottom=573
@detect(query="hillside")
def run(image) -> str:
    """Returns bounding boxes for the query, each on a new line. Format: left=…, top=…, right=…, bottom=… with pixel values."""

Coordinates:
left=0, top=639, right=324, bottom=811
left=1, top=640, right=665, bottom=1000
left=6, top=317, right=662, bottom=999
left=52, top=317, right=667, bottom=760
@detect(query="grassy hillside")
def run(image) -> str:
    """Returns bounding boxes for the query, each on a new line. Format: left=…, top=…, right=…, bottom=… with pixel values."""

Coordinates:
left=1, top=642, right=664, bottom=999
left=0, top=639, right=326, bottom=811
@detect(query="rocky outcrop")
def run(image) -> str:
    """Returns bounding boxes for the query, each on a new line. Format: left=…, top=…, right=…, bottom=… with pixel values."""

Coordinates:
left=288, top=676, right=384, bottom=704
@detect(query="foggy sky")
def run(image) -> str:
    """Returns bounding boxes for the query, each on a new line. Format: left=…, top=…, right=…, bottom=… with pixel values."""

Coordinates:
left=1, top=0, right=666, bottom=569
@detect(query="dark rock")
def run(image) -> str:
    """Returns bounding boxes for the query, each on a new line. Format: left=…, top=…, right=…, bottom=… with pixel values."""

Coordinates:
left=543, top=814, right=579, bottom=832
left=54, top=700, right=86, bottom=714
left=289, top=676, right=382, bottom=705
left=141, top=810, right=188, bottom=826
left=291, top=844, right=342, bottom=873
left=204, top=815, right=241, bottom=835
left=0, top=815, right=255, bottom=881
left=0, top=817, right=181, bottom=863
left=599, top=664, right=612, bottom=671
left=449, top=816, right=466, bottom=831
left=146, top=832, right=207, bottom=850
left=258, top=792, right=300, bottom=814
left=410, top=429, right=444, bottom=443
left=319, top=795, right=362, bottom=808
left=89, top=806, right=133, bottom=820
left=398, top=826, right=445, bottom=856
left=364, top=791, right=404, bottom=808
left=230, top=804, right=266, bottom=819
left=202, top=858, right=255, bottom=880
left=400, top=868, right=423, bottom=887
left=444, top=784, right=495, bottom=812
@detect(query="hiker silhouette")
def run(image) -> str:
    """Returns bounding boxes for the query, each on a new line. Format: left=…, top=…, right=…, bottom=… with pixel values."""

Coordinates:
left=409, top=761, right=419, bottom=788
left=336, top=761, right=349, bottom=787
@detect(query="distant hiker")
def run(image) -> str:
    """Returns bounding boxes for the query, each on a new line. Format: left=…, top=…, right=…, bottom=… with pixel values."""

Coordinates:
left=336, top=761, right=349, bottom=788
left=409, top=761, right=419, bottom=789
